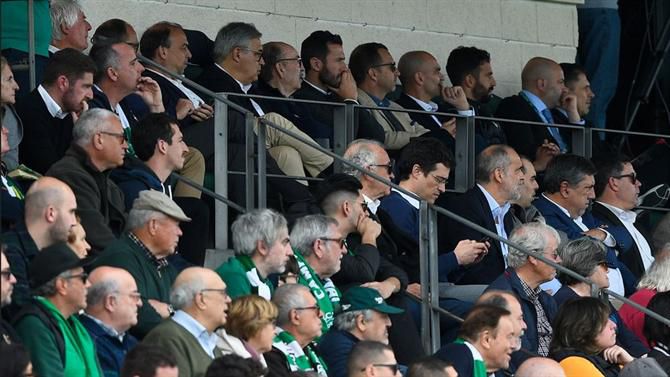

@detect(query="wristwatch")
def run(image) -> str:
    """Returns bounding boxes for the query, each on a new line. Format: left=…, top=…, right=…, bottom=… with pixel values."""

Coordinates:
left=167, top=304, right=175, bottom=316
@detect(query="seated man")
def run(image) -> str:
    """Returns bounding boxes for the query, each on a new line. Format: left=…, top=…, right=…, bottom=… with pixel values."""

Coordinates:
left=142, top=267, right=231, bottom=377
left=120, top=344, right=178, bottom=377
left=477, top=290, right=528, bottom=356
left=347, top=341, right=402, bottom=377
left=92, top=190, right=189, bottom=338
left=318, top=286, right=403, bottom=377
left=510, top=156, right=543, bottom=227
left=215, top=208, right=292, bottom=300
left=265, top=284, right=328, bottom=377
left=1, top=247, right=19, bottom=345
left=434, top=305, right=516, bottom=377
left=13, top=242, right=101, bottom=377
left=46, top=108, right=127, bottom=253
left=407, top=358, right=457, bottom=377
left=48, top=0, right=91, bottom=53
left=486, top=222, right=561, bottom=366
left=80, top=266, right=141, bottom=377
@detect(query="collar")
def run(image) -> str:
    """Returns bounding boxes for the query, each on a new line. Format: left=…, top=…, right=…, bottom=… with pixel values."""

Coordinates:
left=521, top=90, right=549, bottom=114
left=477, top=184, right=511, bottom=216
left=391, top=188, right=420, bottom=210
left=48, top=45, right=60, bottom=54
left=303, top=79, right=329, bottom=95
left=37, top=85, right=68, bottom=119
left=462, top=340, right=494, bottom=377
left=127, top=232, right=169, bottom=270
left=597, top=201, right=637, bottom=223
left=363, top=194, right=380, bottom=215
left=215, top=63, right=252, bottom=93
left=81, top=313, right=124, bottom=342
left=541, top=193, right=577, bottom=220
left=518, top=273, right=541, bottom=300
left=366, top=92, right=390, bottom=107
left=407, top=94, right=438, bottom=112
left=147, top=68, right=205, bottom=107
left=172, top=310, right=219, bottom=356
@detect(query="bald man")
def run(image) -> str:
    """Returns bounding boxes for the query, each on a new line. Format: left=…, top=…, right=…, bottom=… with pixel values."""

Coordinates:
left=80, top=266, right=141, bottom=376
left=496, top=57, right=577, bottom=173
left=3, top=177, right=78, bottom=309
left=515, top=357, right=566, bottom=377
left=143, top=267, right=231, bottom=377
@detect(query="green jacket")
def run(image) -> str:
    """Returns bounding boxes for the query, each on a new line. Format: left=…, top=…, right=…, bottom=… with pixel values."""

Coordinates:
left=215, top=256, right=274, bottom=299
left=92, top=233, right=177, bottom=339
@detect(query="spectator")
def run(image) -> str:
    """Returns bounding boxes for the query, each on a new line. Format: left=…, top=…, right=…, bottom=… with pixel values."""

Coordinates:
left=477, top=290, right=527, bottom=353
left=13, top=242, right=101, bottom=377
left=444, top=144, right=525, bottom=285
left=0, top=122, right=27, bottom=229
left=553, top=238, right=648, bottom=357
left=0, top=247, right=19, bottom=345
left=515, top=357, right=566, bottom=377
left=92, top=190, right=189, bottom=338
left=219, top=294, right=278, bottom=367
left=347, top=340, right=401, bottom=377
left=49, top=0, right=91, bottom=53
left=510, top=156, right=544, bottom=227
left=3, top=177, right=78, bottom=308
left=15, top=49, right=95, bottom=174
left=265, top=284, right=328, bottom=377
left=318, top=286, right=403, bottom=377
left=434, top=305, right=516, bottom=377
left=120, top=344, right=178, bottom=377
left=486, top=222, right=561, bottom=365
left=143, top=267, right=231, bottom=377
left=550, top=297, right=634, bottom=376
left=290, top=214, right=347, bottom=332
left=67, top=215, right=91, bottom=258
left=407, top=357, right=457, bottom=377
left=1, top=55, right=23, bottom=170
left=80, top=266, right=142, bottom=377
left=652, top=213, right=670, bottom=260
left=619, top=258, right=670, bottom=347
left=644, top=291, right=670, bottom=372
left=205, top=354, right=267, bottom=377
left=90, top=18, right=138, bottom=48
left=0, top=343, right=33, bottom=377
left=216, top=209, right=292, bottom=300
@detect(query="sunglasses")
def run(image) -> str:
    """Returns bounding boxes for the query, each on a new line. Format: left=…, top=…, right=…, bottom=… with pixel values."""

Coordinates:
left=65, top=272, right=88, bottom=283
left=371, top=62, right=397, bottom=72
left=363, top=364, right=400, bottom=374
left=613, top=173, right=637, bottom=184
left=320, top=237, right=347, bottom=248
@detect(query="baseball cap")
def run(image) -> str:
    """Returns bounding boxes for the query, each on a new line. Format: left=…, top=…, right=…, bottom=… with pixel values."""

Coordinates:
left=340, top=286, right=404, bottom=314
left=29, top=242, right=94, bottom=289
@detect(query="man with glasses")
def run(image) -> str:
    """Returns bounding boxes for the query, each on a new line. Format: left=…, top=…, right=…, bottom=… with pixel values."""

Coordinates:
left=143, top=267, right=231, bottom=377
left=46, top=109, right=127, bottom=253
left=215, top=208, right=292, bottom=300
left=13, top=242, right=102, bottom=377
left=80, top=266, right=142, bottom=376
left=0, top=247, right=19, bottom=345
left=347, top=340, right=401, bottom=377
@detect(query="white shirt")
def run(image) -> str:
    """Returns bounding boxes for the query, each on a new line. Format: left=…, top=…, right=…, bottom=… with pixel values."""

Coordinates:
left=81, top=313, right=125, bottom=343
left=93, top=85, right=130, bottom=130
left=215, top=64, right=265, bottom=116
left=392, top=187, right=420, bottom=210
left=597, top=201, right=654, bottom=270
left=146, top=68, right=205, bottom=108
left=406, top=94, right=474, bottom=129
left=303, top=79, right=329, bottom=96
left=37, top=85, right=68, bottom=119
left=48, top=45, right=60, bottom=54
left=463, top=341, right=495, bottom=377
left=478, top=184, right=511, bottom=266
left=363, top=194, right=380, bottom=215
left=171, top=310, right=219, bottom=358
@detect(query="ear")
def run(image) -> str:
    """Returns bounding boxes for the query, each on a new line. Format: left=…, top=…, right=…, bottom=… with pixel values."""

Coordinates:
left=158, top=45, right=169, bottom=61
left=60, top=23, right=70, bottom=38
left=414, top=71, right=423, bottom=86
left=157, top=139, right=169, bottom=155
left=537, top=78, right=547, bottom=91
left=55, top=277, right=69, bottom=296
left=480, top=329, right=493, bottom=351
left=310, top=57, right=323, bottom=73
left=44, top=205, right=57, bottom=224
left=256, top=239, right=269, bottom=257
left=104, top=294, right=117, bottom=312
left=367, top=67, right=378, bottom=82
left=93, top=132, right=105, bottom=151
left=493, top=167, right=504, bottom=184
left=313, top=239, right=325, bottom=258
left=559, top=181, right=571, bottom=198
left=464, top=73, right=476, bottom=89
left=607, top=176, right=619, bottom=192
left=106, top=66, right=119, bottom=82
left=410, top=163, right=423, bottom=179
left=195, top=292, right=207, bottom=310
left=355, top=313, right=367, bottom=332
left=290, top=308, right=301, bottom=326
left=56, top=75, right=70, bottom=92
left=148, top=218, right=160, bottom=236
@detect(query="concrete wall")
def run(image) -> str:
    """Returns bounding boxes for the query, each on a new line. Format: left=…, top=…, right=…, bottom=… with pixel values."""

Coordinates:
left=81, top=0, right=581, bottom=97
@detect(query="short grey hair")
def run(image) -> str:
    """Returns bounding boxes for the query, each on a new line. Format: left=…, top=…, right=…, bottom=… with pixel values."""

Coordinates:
left=126, top=208, right=166, bottom=231
left=212, top=22, right=262, bottom=63
left=334, top=309, right=374, bottom=332
left=557, top=237, right=607, bottom=286
left=86, top=278, right=120, bottom=307
left=72, top=108, right=118, bottom=147
left=231, top=209, right=287, bottom=257
left=50, top=0, right=84, bottom=41
left=32, top=270, right=71, bottom=297
left=290, top=214, right=338, bottom=257
left=273, top=284, right=310, bottom=327
left=638, top=258, right=670, bottom=292
left=476, top=145, right=512, bottom=184
left=170, top=275, right=206, bottom=310
left=507, top=222, right=560, bottom=269
left=342, top=139, right=385, bottom=179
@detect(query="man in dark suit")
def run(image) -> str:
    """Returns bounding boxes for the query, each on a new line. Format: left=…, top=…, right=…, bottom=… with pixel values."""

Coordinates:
left=14, top=49, right=95, bottom=174
left=443, top=144, right=525, bottom=285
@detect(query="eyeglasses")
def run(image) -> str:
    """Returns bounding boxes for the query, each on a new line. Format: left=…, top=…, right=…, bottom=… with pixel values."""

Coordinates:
left=369, top=160, right=394, bottom=175
left=117, top=291, right=142, bottom=302
left=430, top=174, right=448, bottom=186
left=0, top=269, right=13, bottom=281
left=100, top=131, right=128, bottom=144
left=295, top=305, right=321, bottom=314
left=613, top=173, right=637, bottom=184
left=276, top=56, right=302, bottom=65
left=200, top=288, right=229, bottom=298
left=543, top=249, right=560, bottom=261
left=237, top=46, right=263, bottom=62
left=65, top=272, right=88, bottom=283
left=371, top=62, right=397, bottom=72
left=320, top=237, right=347, bottom=249
left=363, top=364, right=400, bottom=374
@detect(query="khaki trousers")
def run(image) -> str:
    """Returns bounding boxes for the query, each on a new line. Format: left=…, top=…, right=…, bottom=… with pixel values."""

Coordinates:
left=174, top=147, right=205, bottom=199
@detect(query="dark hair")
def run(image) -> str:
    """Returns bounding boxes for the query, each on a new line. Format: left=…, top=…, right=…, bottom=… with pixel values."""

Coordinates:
left=205, top=354, right=267, bottom=377
left=543, top=154, right=596, bottom=194
left=593, top=154, right=631, bottom=198
left=280, top=255, right=300, bottom=284
left=132, top=113, right=178, bottom=161
left=91, top=18, right=131, bottom=46
left=408, top=357, right=452, bottom=377
left=559, top=63, right=587, bottom=87
left=300, top=30, right=343, bottom=74
left=644, top=291, right=670, bottom=346
left=260, top=41, right=287, bottom=83
left=140, top=21, right=183, bottom=60
left=459, top=304, right=511, bottom=342
left=348, top=42, right=386, bottom=84
left=446, top=46, right=491, bottom=86
left=549, top=296, right=611, bottom=355
left=42, top=48, right=96, bottom=86
left=89, top=42, right=121, bottom=83
left=347, top=341, right=392, bottom=376
left=0, top=343, right=31, bottom=377
left=316, top=173, right=363, bottom=215
left=397, top=137, right=454, bottom=182
left=121, top=345, right=177, bottom=377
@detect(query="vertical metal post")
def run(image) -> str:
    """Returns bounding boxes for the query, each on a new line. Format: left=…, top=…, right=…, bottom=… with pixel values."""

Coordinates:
left=584, top=127, right=593, bottom=159
left=214, top=100, right=229, bottom=250
left=571, top=126, right=586, bottom=158
left=256, top=119, right=267, bottom=209
left=28, top=0, right=36, bottom=90
left=419, top=201, right=441, bottom=353
left=454, top=115, right=476, bottom=192
left=244, top=112, right=256, bottom=210
left=332, top=103, right=355, bottom=172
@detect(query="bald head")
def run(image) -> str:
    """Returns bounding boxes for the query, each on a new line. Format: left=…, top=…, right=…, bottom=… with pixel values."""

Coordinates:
left=521, top=57, right=566, bottom=108
left=171, top=267, right=230, bottom=331
left=516, top=357, right=565, bottom=377
left=86, top=266, right=141, bottom=332
left=398, top=50, right=435, bottom=87
left=521, top=57, right=560, bottom=87
left=24, top=177, right=78, bottom=247
left=25, top=177, right=74, bottom=220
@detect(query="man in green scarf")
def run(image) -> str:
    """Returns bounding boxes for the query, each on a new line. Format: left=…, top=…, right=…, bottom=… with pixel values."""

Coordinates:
left=13, top=242, right=102, bottom=377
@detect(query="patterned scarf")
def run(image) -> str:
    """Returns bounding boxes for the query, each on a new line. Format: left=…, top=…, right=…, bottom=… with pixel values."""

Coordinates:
left=272, top=327, right=327, bottom=376
left=236, top=255, right=273, bottom=299
left=294, top=251, right=341, bottom=332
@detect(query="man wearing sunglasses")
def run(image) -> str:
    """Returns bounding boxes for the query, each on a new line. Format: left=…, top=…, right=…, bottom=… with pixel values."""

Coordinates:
left=347, top=340, right=401, bottom=377
left=14, top=242, right=101, bottom=377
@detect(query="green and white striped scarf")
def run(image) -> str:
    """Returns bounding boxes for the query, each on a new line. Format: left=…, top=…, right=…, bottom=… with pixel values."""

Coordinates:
left=294, top=251, right=341, bottom=332
left=272, top=327, right=327, bottom=376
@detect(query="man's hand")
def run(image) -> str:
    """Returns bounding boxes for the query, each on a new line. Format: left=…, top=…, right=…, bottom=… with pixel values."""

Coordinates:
left=560, top=92, right=580, bottom=123
left=533, top=139, right=560, bottom=172
left=441, top=117, right=457, bottom=137
left=148, top=299, right=171, bottom=319
left=406, top=283, right=421, bottom=297
left=361, top=280, right=397, bottom=299
left=176, top=98, right=195, bottom=120
left=70, top=100, right=89, bottom=123
left=136, top=77, right=165, bottom=113
left=583, top=228, right=607, bottom=241
left=357, top=215, right=381, bottom=246
left=190, top=103, right=214, bottom=122
left=453, top=239, right=489, bottom=265
left=329, top=70, right=358, bottom=101
left=442, top=86, right=470, bottom=111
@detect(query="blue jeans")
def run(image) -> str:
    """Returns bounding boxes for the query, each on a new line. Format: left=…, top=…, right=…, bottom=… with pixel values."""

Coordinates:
left=577, top=8, right=621, bottom=139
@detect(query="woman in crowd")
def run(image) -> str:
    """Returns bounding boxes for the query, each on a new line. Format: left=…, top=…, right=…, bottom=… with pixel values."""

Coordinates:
left=0, top=55, right=22, bottom=171
left=550, top=296, right=634, bottom=377
left=67, top=215, right=92, bottom=258
left=644, top=291, right=670, bottom=373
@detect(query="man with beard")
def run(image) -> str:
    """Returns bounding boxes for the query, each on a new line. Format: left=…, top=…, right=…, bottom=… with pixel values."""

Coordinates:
left=15, top=48, right=96, bottom=174
left=444, top=144, right=525, bottom=285
left=3, top=177, right=78, bottom=310
left=510, top=156, right=544, bottom=227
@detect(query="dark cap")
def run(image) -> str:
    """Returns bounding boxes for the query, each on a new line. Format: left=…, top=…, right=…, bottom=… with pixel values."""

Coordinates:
left=340, top=286, right=404, bottom=314
left=29, top=242, right=94, bottom=289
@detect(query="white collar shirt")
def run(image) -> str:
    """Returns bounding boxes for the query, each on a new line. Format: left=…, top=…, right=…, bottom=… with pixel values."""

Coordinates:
left=598, top=201, right=654, bottom=270
left=478, top=184, right=511, bottom=266
left=171, top=310, right=219, bottom=358
left=146, top=68, right=204, bottom=108
left=37, top=85, right=68, bottom=119
left=215, top=64, right=265, bottom=116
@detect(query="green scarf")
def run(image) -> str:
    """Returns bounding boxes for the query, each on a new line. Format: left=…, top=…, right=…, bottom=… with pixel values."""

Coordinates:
left=35, top=297, right=102, bottom=377
left=294, top=251, right=341, bottom=332
left=455, top=338, right=488, bottom=377
left=273, top=327, right=327, bottom=376
left=236, top=255, right=274, bottom=299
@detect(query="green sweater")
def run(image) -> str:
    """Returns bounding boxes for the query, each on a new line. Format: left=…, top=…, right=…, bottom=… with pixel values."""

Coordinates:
left=92, top=233, right=177, bottom=339
left=142, top=319, right=222, bottom=377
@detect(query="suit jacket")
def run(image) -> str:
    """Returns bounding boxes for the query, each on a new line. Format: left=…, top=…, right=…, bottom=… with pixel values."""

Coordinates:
left=143, top=69, right=198, bottom=128
left=394, top=92, right=457, bottom=153
left=194, top=64, right=260, bottom=116
left=551, top=109, right=616, bottom=159
left=442, top=186, right=513, bottom=285
left=495, top=94, right=558, bottom=160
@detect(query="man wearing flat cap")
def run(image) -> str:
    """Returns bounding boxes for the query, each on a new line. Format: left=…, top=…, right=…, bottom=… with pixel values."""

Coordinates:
left=318, top=286, right=404, bottom=377
left=13, top=242, right=102, bottom=377
left=92, top=190, right=191, bottom=339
